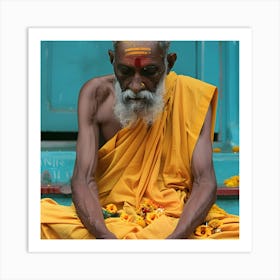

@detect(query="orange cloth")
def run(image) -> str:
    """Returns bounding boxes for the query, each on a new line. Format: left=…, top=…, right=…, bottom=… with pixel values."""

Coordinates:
left=41, top=72, right=239, bottom=239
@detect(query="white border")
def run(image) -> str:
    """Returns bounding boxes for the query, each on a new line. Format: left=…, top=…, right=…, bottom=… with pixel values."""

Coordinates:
left=28, top=27, right=252, bottom=253
left=1, top=0, right=279, bottom=279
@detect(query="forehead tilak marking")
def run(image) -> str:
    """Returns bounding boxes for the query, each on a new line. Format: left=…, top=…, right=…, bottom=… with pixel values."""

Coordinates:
left=124, top=47, right=152, bottom=56
left=122, top=47, right=153, bottom=68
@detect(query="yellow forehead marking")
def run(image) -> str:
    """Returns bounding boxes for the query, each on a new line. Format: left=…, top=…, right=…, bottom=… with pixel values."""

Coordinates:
left=124, top=47, right=152, bottom=56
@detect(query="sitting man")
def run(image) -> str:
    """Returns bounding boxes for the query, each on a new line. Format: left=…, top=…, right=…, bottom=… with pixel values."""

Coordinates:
left=41, top=41, right=239, bottom=239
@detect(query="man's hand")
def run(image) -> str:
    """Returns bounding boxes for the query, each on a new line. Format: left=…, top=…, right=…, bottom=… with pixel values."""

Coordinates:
left=166, top=232, right=186, bottom=239
left=97, top=231, right=118, bottom=239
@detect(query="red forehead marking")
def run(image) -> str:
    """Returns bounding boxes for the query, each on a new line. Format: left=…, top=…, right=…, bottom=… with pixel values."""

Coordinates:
left=122, top=55, right=153, bottom=68
left=134, top=57, right=141, bottom=67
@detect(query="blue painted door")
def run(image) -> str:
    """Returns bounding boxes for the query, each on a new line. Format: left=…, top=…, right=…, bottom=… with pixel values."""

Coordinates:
left=41, top=41, right=239, bottom=146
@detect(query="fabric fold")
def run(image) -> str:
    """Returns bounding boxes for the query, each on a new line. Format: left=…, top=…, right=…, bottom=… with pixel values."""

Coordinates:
left=41, top=71, right=239, bottom=239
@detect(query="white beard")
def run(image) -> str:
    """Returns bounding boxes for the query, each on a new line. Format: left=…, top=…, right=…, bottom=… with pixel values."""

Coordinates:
left=113, top=76, right=166, bottom=127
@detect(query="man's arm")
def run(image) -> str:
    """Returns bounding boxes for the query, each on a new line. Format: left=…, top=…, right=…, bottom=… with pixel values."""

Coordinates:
left=167, top=104, right=217, bottom=239
left=71, top=80, right=117, bottom=239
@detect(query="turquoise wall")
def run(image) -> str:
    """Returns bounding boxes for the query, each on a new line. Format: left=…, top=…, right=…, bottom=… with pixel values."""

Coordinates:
left=41, top=41, right=239, bottom=146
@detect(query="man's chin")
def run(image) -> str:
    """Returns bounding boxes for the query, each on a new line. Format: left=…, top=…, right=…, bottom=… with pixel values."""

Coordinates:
left=129, top=101, right=147, bottom=112
left=116, top=107, right=153, bottom=127
left=114, top=78, right=166, bottom=127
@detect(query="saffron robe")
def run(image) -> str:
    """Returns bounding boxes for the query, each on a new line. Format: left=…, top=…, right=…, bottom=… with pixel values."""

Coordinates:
left=41, top=72, right=239, bottom=239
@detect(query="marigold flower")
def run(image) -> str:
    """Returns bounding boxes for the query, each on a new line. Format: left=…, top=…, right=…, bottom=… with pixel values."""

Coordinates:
left=134, top=215, right=146, bottom=227
left=145, top=212, right=159, bottom=225
left=194, top=225, right=212, bottom=238
left=232, top=146, right=239, bottom=153
left=224, top=175, right=239, bottom=187
left=142, top=198, right=159, bottom=210
left=105, top=203, right=118, bottom=214
left=136, top=208, right=146, bottom=217
left=213, top=147, right=221, bottom=153
left=208, top=219, right=223, bottom=229
left=120, top=211, right=134, bottom=222
left=136, top=198, right=165, bottom=225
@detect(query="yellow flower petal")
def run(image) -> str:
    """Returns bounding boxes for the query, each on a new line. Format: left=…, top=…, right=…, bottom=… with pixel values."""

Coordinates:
left=134, top=215, right=146, bottom=227
left=208, top=219, right=223, bottom=229
left=145, top=212, right=159, bottom=225
left=224, top=175, right=239, bottom=187
left=194, top=225, right=212, bottom=237
left=105, top=203, right=118, bottom=214
left=232, top=146, right=239, bottom=153
left=120, top=211, right=134, bottom=222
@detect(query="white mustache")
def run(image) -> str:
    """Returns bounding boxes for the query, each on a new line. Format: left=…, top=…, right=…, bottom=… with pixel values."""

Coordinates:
left=121, top=89, right=156, bottom=105
left=113, top=77, right=166, bottom=127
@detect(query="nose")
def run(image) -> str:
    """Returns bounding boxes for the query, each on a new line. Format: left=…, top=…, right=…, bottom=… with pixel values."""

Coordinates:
left=128, top=75, right=145, bottom=94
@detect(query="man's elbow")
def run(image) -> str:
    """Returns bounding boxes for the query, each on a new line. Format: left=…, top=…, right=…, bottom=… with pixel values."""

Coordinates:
left=71, top=174, right=85, bottom=194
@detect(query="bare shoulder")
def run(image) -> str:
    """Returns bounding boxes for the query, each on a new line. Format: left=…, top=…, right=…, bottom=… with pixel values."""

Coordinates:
left=78, top=74, right=115, bottom=121
left=79, top=74, right=115, bottom=100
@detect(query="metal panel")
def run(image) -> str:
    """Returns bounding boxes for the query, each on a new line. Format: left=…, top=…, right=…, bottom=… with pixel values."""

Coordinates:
left=41, top=41, right=113, bottom=131
left=196, top=41, right=239, bottom=145
left=224, top=41, right=239, bottom=146
left=196, top=41, right=221, bottom=135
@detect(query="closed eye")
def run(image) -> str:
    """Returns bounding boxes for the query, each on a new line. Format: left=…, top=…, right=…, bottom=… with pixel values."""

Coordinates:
left=141, top=65, right=159, bottom=77
left=117, top=65, right=134, bottom=76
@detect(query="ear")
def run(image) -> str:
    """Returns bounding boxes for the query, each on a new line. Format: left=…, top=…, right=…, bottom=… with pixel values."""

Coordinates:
left=108, top=50, right=115, bottom=64
left=166, top=53, right=177, bottom=73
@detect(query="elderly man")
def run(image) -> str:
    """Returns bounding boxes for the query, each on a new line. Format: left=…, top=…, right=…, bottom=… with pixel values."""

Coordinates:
left=41, top=41, right=239, bottom=239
